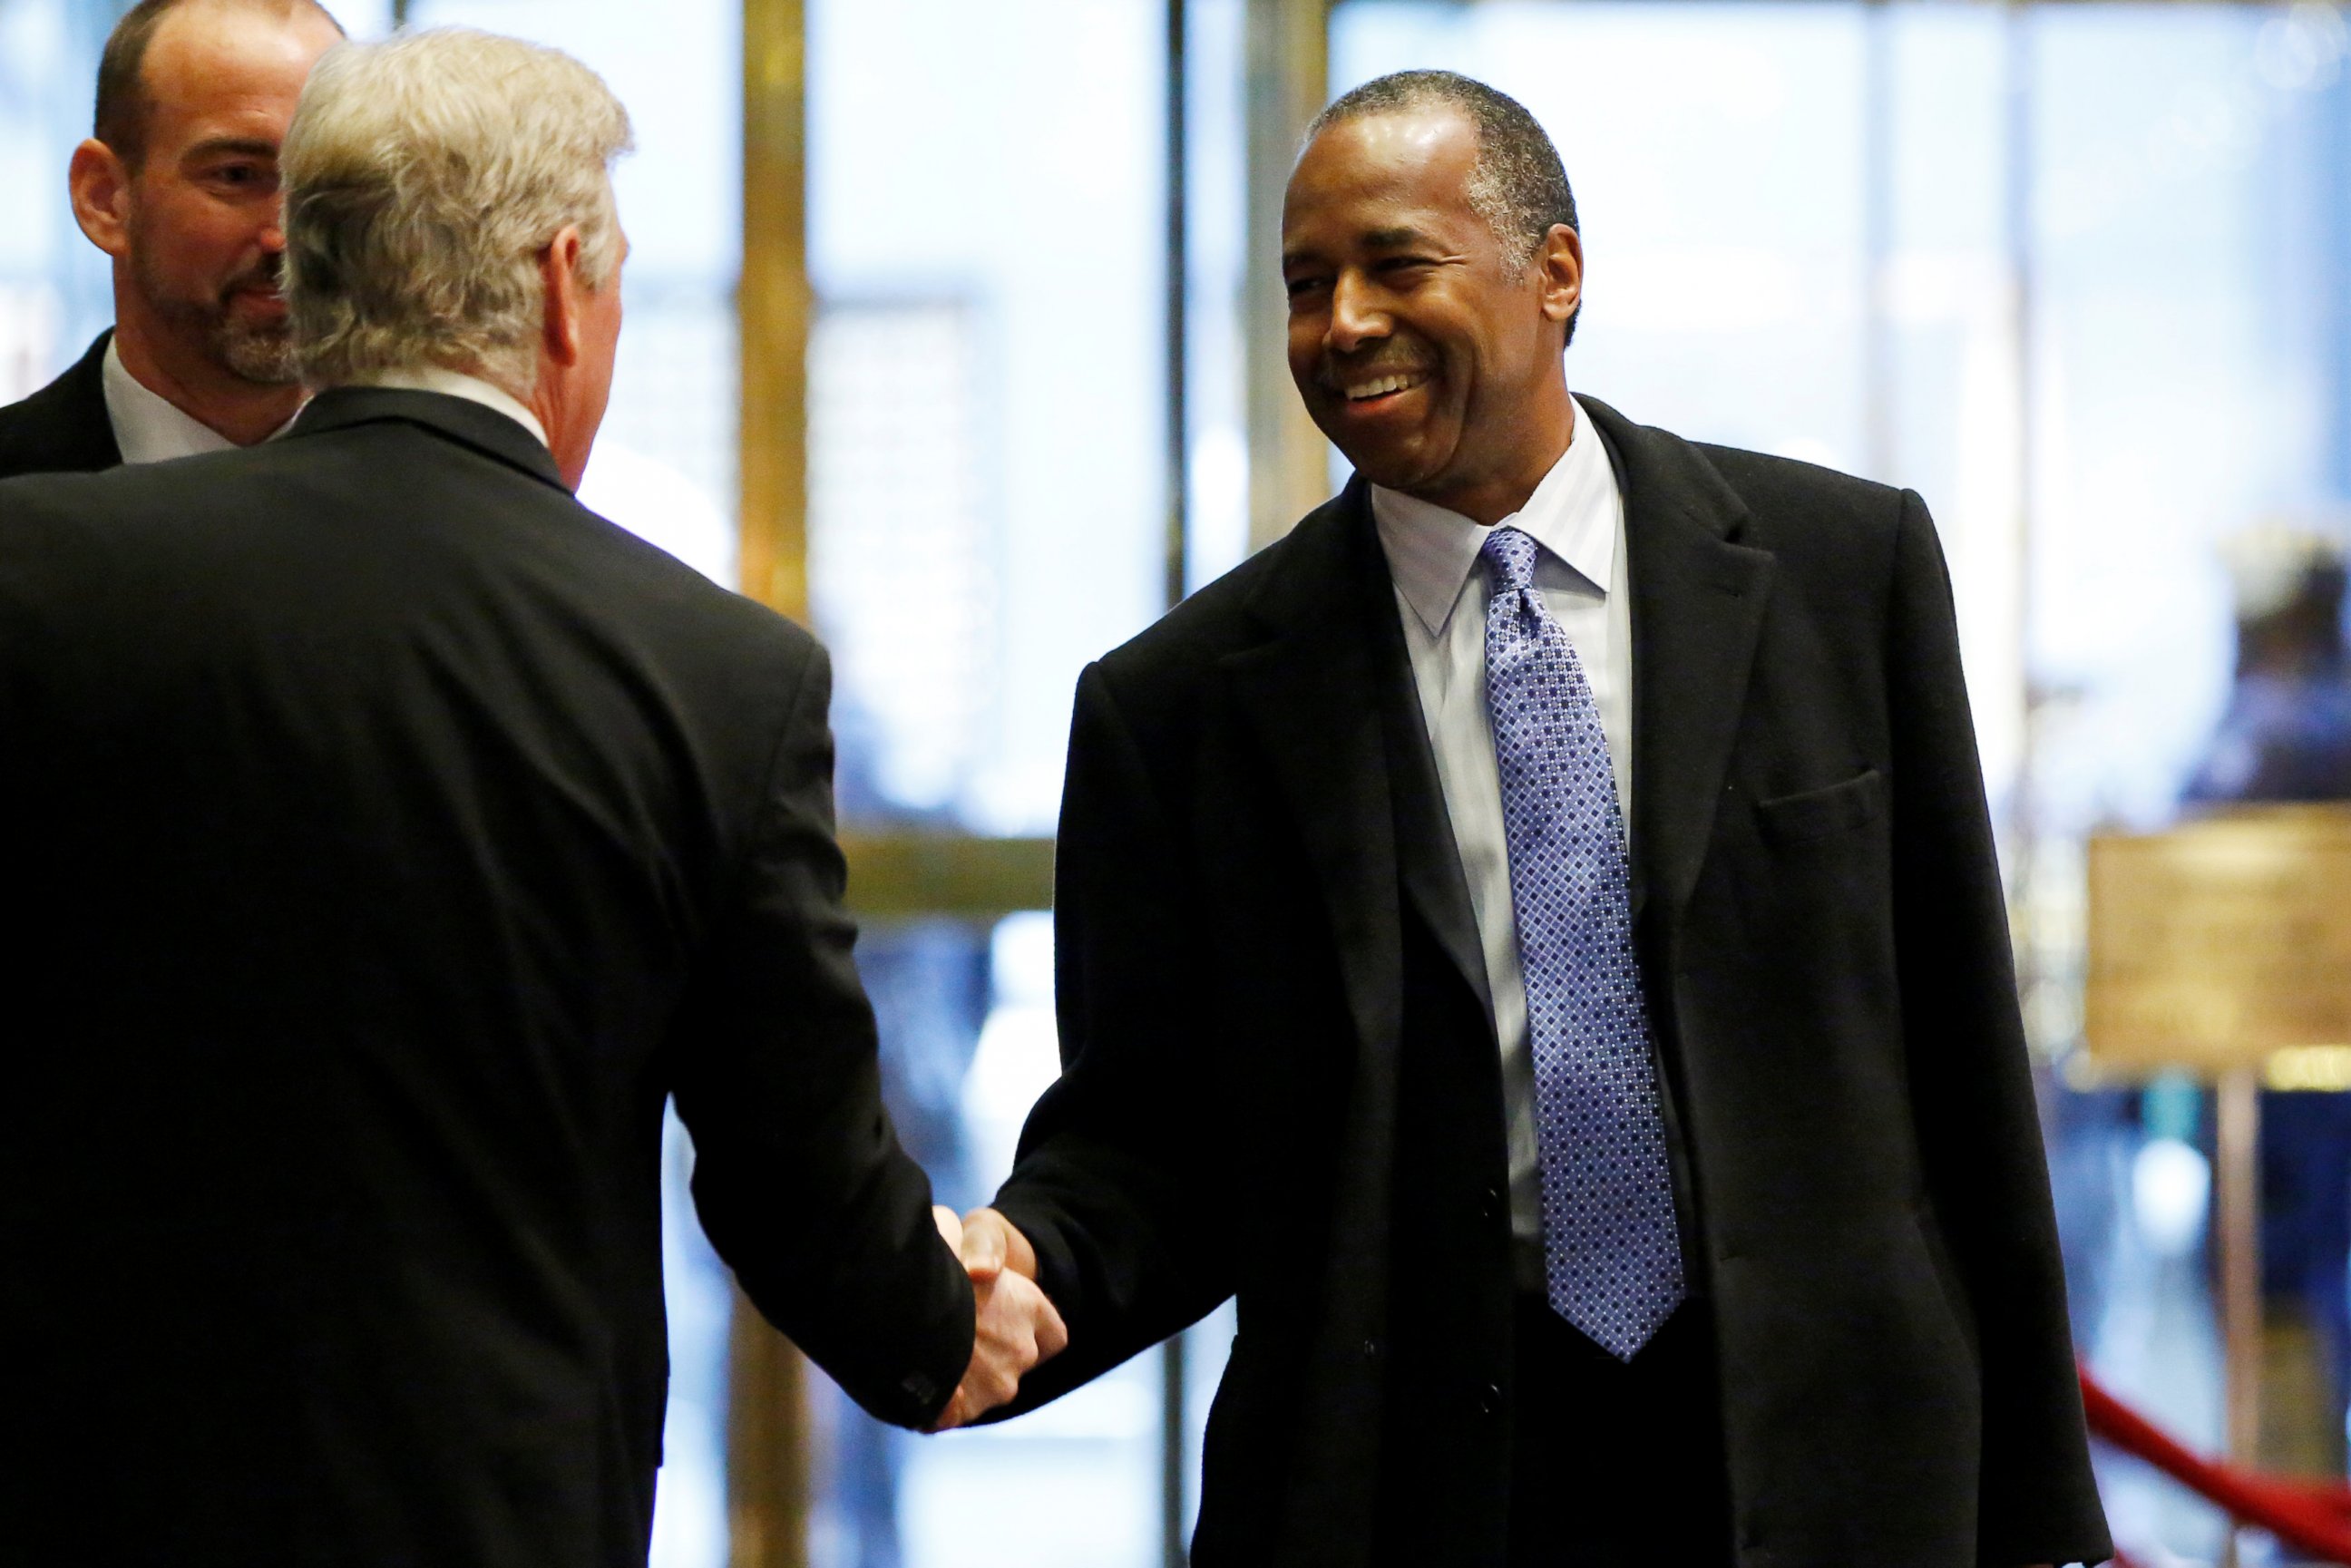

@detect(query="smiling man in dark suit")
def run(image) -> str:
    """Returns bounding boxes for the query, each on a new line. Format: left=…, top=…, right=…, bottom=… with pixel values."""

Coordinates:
left=953, top=70, right=2110, bottom=1567
left=0, top=0, right=344, bottom=479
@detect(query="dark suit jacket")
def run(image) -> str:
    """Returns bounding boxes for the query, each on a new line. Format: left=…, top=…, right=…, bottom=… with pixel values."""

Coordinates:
left=992, top=398, right=2111, bottom=1568
left=0, top=388, right=972, bottom=1567
left=0, top=331, right=122, bottom=477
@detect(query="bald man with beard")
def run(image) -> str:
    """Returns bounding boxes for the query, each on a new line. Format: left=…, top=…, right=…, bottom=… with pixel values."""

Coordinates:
left=0, top=0, right=342, bottom=478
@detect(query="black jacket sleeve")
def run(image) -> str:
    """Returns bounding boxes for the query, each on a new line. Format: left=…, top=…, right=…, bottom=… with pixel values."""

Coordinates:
left=1886, top=492, right=2110, bottom=1565
left=988, top=658, right=1239, bottom=1408
left=670, top=641, right=974, bottom=1430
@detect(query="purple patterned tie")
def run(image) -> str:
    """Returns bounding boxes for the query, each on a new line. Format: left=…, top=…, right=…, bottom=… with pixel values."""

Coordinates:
left=1481, top=525, right=1683, bottom=1361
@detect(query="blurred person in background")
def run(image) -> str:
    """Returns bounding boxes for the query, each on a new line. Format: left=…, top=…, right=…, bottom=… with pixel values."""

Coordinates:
left=2185, top=521, right=2351, bottom=1475
left=955, top=70, right=2107, bottom=1568
left=2188, top=522, right=2351, bottom=805
left=0, top=0, right=343, bottom=477
left=0, top=26, right=1059, bottom=1566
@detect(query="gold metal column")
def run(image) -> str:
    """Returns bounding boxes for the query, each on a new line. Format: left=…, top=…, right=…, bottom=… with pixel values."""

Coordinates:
left=733, top=5, right=812, bottom=1568
left=2216, top=1069, right=2262, bottom=1466
left=1243, top=0, right=1332, bottom=552
left=742, top=0, right=810, bottom=627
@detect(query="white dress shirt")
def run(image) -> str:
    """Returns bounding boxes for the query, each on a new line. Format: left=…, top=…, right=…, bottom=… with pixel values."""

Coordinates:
left=1370, top=396, right=1632, bottom=1249
left=101, top=337, right=246, bottom=464
left=101, top=345, right=545, bottom=464
left=349, top=365, right=549, bottom=448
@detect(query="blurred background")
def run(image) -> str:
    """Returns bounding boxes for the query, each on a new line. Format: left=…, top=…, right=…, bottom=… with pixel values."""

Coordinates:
left=8, top=0, right=2351, bottom=1563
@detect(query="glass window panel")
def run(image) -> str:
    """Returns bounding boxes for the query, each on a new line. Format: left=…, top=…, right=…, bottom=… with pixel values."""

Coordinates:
left=811, top=302, right=995, bottom=822
left=1185, top=0, right=1253, bottom=591
left=0, top=0, right=115, bottom=386
left=2026, top=5, right=2339, bottom=835
left=808, top=0, right=1167, bottom=837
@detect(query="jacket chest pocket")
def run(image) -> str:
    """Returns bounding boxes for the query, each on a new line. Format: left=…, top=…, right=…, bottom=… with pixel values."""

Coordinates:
left=1755, top=767, right=1884, bottom=846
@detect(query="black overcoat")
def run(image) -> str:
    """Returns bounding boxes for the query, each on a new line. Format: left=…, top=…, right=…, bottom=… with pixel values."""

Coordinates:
left=0, top=389, right=972, bottom=1566
left=992, top=397, right=2111, bottom=1568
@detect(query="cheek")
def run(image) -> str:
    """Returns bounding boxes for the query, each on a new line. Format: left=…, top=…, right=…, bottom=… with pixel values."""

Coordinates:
left=1285, top=324, right=1322, bottom=384
left=141, top=200, right=238, bottom=276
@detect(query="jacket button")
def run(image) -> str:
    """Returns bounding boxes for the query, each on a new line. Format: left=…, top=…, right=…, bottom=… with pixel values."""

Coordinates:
left=1480, top=1185, right=1503, bottom=1222
left=1362, top=1338, right=1380, bottom=1361
left=1478, top=1381, right=1503, bottom=1417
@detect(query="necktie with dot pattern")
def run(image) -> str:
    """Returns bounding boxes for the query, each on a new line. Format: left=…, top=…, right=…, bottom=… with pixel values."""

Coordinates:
left=1481, top=523, right=1684, bottom=1361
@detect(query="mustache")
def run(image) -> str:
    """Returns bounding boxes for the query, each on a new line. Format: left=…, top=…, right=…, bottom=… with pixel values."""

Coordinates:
left=1313, top=346, right=1432, bottom=391
left=219, top=252, right=285, bottom=303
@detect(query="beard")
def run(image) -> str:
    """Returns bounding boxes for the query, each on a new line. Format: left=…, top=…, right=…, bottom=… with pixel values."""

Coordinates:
left=132, top=247, right=299, bottom=387
left=212, top=300, right=298, bottom=385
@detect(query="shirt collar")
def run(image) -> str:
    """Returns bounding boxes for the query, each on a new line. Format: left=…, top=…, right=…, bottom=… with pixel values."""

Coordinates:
left=101, top=336, right=296, bottom=464
left=1370, top=394, right=1620, bottom=638
left=343, top=365, right=549, bottom=449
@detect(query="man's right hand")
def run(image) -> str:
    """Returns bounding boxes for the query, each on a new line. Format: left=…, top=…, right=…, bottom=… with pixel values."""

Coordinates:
left=928, top=1207, right=1067, bottom=1431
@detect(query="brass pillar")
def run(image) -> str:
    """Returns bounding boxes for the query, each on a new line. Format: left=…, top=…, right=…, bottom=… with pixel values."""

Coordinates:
left=1243, top=0, right=1332, bottom=552
left=2216, top=1067, right=2259, bottom=1568
left=742, top=0, right=811, bottom=626
left=733, top=5, right=813, bottom=1568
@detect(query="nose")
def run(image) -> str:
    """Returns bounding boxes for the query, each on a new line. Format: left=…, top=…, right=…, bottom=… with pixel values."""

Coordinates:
left=258, top=217, right=288, bottom=254
left=1326, top=269, right=1388, bottom=355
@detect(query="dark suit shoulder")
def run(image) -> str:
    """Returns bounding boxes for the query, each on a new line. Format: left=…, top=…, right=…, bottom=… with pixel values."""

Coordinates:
left=1093, top=484, right=1353, bottom=688
left=2, top=414, right=819, bottom=702
left=0, top=333, right=122, bottom=480
left=1693, top=438, right=1906, bottom=528
left=1699, top=441, right=1916, bottom=612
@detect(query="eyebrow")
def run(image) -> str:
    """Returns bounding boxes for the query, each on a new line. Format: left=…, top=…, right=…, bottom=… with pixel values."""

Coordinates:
left=1361, top=226, right=1436, bottom=249
left=180, top=136, right=278, bottom=163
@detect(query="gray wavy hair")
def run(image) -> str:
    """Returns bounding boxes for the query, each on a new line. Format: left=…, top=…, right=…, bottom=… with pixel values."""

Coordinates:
left=282, top=27, right=634, bottom=396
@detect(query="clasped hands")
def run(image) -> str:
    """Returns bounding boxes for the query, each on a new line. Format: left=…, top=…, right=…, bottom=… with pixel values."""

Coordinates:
left=928, top=1205, right=1068, bottom=1431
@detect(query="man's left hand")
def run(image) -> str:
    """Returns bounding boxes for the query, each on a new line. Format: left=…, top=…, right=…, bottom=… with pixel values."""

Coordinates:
left=925, top=1205, right=1068, bottom=1431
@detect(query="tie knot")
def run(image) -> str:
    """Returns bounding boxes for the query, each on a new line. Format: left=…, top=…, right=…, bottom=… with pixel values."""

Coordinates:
left=1481, top=525, right=1540, bottom=593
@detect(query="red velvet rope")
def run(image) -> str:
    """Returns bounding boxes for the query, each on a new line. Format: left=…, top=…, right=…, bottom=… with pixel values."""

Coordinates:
left=2080, top=1366, right=2351, bottom=1563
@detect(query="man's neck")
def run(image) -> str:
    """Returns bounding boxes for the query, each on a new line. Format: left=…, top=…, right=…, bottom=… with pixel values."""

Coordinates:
left=1410, top=389, right=1576, bottom=527
left=109, top=314, right=302, bottom=448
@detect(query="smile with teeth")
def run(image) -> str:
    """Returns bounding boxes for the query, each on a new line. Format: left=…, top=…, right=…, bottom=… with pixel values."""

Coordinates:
left=1342, top=370, right=1428, bottom=402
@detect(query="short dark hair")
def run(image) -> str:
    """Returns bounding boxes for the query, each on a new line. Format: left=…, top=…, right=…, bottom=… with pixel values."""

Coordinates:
left=94, top=0, right=343, bottom=170
left=1306, top=69, right=1582, bottom=345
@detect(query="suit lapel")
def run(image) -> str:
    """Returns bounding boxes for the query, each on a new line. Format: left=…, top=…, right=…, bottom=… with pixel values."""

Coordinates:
left=1363, top=527, right=1493, bottom=1018
left=1224, top=482, right=1406, bottom=1066
left=1583, top=398, right=1775, bottom=935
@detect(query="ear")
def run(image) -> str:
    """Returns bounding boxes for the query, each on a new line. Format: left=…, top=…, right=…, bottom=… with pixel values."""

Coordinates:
left=69, top=139, right=133, bottom=261
left=539, top=225, right=586, bottom=369
left=1535, top=222, right=1582, bottom=330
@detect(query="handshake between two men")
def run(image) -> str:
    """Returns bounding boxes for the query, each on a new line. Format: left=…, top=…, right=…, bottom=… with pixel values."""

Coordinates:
left=928, top=1205, right=1067, bottom=1431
